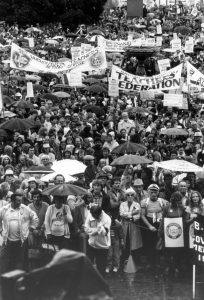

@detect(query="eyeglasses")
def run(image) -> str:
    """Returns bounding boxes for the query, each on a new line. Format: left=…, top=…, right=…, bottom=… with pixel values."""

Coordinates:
left=127, top=194, right=134, bottom=197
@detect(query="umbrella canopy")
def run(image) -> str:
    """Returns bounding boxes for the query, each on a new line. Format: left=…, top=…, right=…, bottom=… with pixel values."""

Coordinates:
left=89, top=30, right=105, bottom=36
left=41, top=172, right=76, bottom=183
left=46, top=39, right=59, bottom=45
left=33, top=84, right=47, bottom=92
left=154, top=160, right=202, bottom=173
left=160, top=128, right=188, bottom=136
left=0, top=118, right=36, bottom=131
left=42, top=183, right=87, bottom=196
left=52, top=91, right=70, bottom=98
left=11, top=100, right=34, bottom=109
left=23, top=166, right=54, bottom=174
left=83, top=104, right=105, bottom=117
left=2, top=111, right=16, bottom=118
left=0, top=129, right=9, bottom=137
left=2, top=96, right=15, bottom=105
left=41, top=94, right=59, bottom=102
left=111, top=154, right=152, bottom=166
left=2, top=88, right=15, bottom=96
left=174, top=26, right=192, bottom=35
left=112, top=142, right=146, bottom=155
left=85, top=84, right=107, bottom=94
left=25, top=74, right=41, bottom=81
left=52, top=159, right=87, bottom=176
left=125, top=107, right=154, bottom=115
left=83, top=78, right=101, bottom=85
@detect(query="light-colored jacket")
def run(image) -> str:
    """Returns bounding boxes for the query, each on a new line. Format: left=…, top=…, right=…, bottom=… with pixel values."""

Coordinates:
left=44, top=204, right=73, bottom=238
left=85, top=211, right=111, bottom=249
left=0, top=203, right=38, bottom=244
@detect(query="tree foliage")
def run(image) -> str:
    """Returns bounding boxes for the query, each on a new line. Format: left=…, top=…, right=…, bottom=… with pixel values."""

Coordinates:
left=0, top=0, right=107, bottom=29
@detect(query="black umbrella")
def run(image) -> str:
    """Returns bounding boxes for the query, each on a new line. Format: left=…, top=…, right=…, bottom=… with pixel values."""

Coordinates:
left=42, top=183, right=87, bottom=196
left=112, top=141, right=146, bottom=155
left=0, top=118, right=36, bottom=131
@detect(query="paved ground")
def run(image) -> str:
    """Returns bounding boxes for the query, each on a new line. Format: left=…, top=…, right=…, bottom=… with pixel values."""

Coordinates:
left=106, top=266, right=204, bottom=300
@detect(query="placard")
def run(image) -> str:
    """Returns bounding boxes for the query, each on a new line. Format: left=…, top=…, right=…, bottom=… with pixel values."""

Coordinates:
left=156, top=36, right=163, bottom=47
left=158, top=59, right=170, bottom=73
left=171, top=39, right=181, bottom=51
left=28, top=37, right=34, bottom=48
left=71, top=46, right=81, bottom=59
left=69, top=72, right=82, bottom=87
left=156, top=25, right=162, bottom=35
left=164, top=217, right=184, bottom=248
left=27, top=82, right=34, bottom=97
left=108, top=78, right=119, bottom=97
left=193, top=216, right=204, bottom=265
left=185, top=40, right=194, bottom=53
left=163, top=94, right=183, bottom=108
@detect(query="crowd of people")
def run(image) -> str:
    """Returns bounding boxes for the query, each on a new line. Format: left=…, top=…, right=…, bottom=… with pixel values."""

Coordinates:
left=0, top=1, right=204, bottom=280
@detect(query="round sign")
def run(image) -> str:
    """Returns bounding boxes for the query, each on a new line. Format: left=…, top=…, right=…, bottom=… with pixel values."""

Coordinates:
left=166, top=222, right=182, bottom=239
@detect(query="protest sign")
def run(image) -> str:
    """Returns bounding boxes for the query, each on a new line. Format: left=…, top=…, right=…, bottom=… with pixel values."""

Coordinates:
left=108, top=78, right=119, bottom=97
left=185, top=40, right=194, bottom=53
left=164, top=217, right=184, bottom=248
left=187, top=62, right=204, bottom=91
left=10, top=43, right=107, bottom=74
left=28, top=38, right=34, bottom=48
left=156, top=36, right=163, bottom=47
left=158, top=59, right=170, bottom=73
left=156, top=24, right=162, bottom=35
left=163, top=94, right=183, bottom=108
left=193, top=216, right=204, bottom=265
left=71, top=46, right=81, bottom=59
left=26, top=82, right=34, bottom=98
left=0, top=84, right=3, bottom=113
left=171, top=39, right=181, bottom=51
left=69, top=72, right=82, bottom=87
left=111, top=64, right=182, bottom=91
left=99, top=37, right=131, bottom=52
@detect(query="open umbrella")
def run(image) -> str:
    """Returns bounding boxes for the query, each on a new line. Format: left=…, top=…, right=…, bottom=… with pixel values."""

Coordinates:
left=33, top=84, right=47, bottom=92
left=2, top=88, right=15, bottom=96
left=83, top=78, right=101, bottom=85
left=85, top=84, right=107, bottom=94
left=154, top=160, right=202, bottom=173
left=160, top=128, right=188, bottom=136
left=41, top=94, right=59, bottom=102
left=23, top=166, right=54, bottom=174
left=41, top=172, right=76, bottom=183
left=83, top=104, right=105, bottom=117
left=53, top=91, right=70, bottom=98
left=52, top=159, right=87, bottom=176
left=11, top=100, right=34, bottom=109
left=89, top=30, right=105, bottom=36
left=25, top=74, right=41, bottom=81
left=0, top=129, right=9, bottom=137
left=112, top=142, right=146, bottom=155
left=2, top=96, right=15, bottom=105
left=174, top=26, right=192, bottom=36
left=0, top=118, right=36, bottom=131
left=111, top=154, right=152, bottom=166
left=46, top=39, right=59, bottom=45
left=125, top=107, right=154, bottom=115
left=42, top=183, right=87, bottom=196
left=2, top=111, right=16, bottom=118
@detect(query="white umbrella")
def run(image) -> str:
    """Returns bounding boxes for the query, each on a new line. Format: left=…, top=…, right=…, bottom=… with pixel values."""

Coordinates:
left=53, top=36, right=64, bottom=40
left=154, top=160, right=203, bottom=173
left=52, top=159, right=87, bottom=175
left=45, top=39, right=59, bottom=45
left=41, top=172, right=76, bottom=183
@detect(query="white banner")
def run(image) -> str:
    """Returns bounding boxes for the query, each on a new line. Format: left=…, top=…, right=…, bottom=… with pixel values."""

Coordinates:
left=111, top=64, right=182, bottom=91
left=98, top=36, right=131, bottom=52
left=10, top=43, right=107, bottom=74
left=0, top=84, right=3, bottom=112
left=164, top=217, right=184, bottom=248
left=69, top=72, right=82, bottom=87
left=187, top=61, right=204, bottom=91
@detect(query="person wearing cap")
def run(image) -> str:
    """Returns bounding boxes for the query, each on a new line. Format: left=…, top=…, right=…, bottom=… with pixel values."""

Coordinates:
left=133, top=179, right=148, bottom=203
left=0, top=189, right=38, bottom=273
left=120, top=188, right=143, bottom=270
left=44, top=195, right=73, bottom=249
left=96, top=172, right=110, bottom=194
left=23, top=177, right=39, bottom=205
left=141, top=184, right=168, bottom=269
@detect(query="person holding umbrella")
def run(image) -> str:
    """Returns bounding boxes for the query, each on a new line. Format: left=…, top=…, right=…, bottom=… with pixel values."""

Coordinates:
left=44, top=195, right=73, bottom=249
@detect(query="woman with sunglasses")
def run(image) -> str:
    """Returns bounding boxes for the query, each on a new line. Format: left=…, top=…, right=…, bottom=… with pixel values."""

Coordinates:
left=119, top=188, right=142, bottom=270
